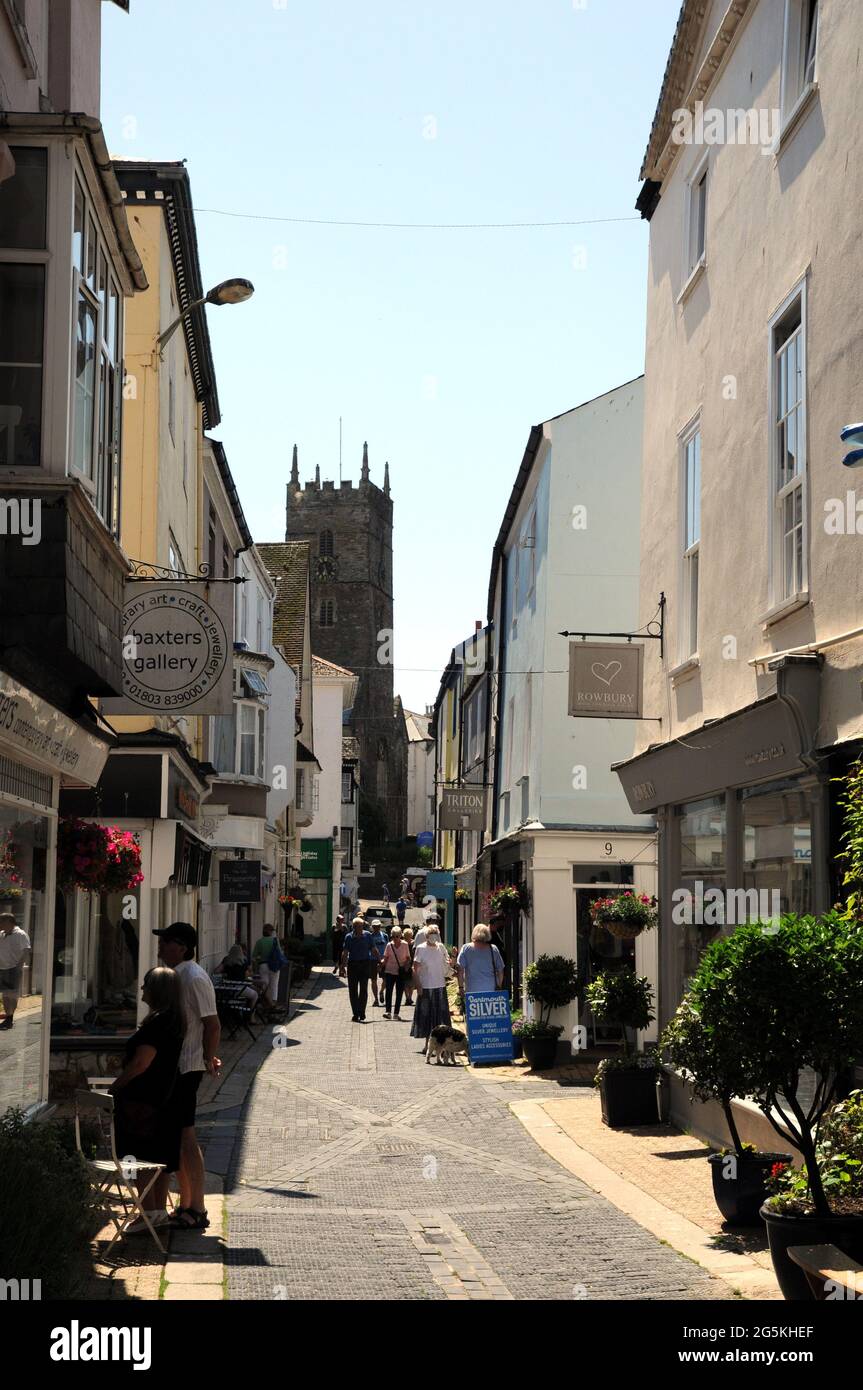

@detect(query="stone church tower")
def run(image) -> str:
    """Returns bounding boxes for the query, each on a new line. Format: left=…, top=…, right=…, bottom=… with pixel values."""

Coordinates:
left=285, top=442, right=407, bottom=845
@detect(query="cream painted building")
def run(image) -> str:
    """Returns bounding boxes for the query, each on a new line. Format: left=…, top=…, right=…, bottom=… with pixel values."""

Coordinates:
left=614, top=1, right=863, bottom=1127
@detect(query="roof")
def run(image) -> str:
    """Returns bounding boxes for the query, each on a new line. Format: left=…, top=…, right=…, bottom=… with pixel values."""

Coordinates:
left=257, top=542, right=310, bottom=670
left=342, top=735, right=360, bottom=761
left=114, top=160, right=220, bottom=429
left=205, top=436, right=253, bottom=549
left=312, top=654, right=355, bottom=680
left=404, top=709, right=433, bottom=743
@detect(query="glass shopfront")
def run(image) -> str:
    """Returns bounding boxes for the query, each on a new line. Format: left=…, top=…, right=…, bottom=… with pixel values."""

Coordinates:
left=742, top=782, right=812, bottom=915
left=51, top=888, right=141, bottom=1039
left=0, top=803, right=52, bottom=1114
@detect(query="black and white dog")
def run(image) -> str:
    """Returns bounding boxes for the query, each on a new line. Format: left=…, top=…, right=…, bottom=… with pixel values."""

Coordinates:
left=426, top=1024, right=468, bottom=1065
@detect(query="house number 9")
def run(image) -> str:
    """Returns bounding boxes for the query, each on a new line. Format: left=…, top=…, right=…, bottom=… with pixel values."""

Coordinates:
left=604, top=842, right=613, bottom=856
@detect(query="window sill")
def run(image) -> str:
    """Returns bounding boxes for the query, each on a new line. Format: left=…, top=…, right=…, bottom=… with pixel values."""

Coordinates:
left=677, top=256, right=706, bottom=306
left=759, top=591, right=810, bottom=629
left=777, top=82, right=818, bottom=154
left=669, top=654, right=700, bottom=687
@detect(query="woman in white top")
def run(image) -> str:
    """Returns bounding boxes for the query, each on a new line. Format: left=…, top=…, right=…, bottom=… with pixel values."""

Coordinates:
left=410, top=924, right=452, bottom=1054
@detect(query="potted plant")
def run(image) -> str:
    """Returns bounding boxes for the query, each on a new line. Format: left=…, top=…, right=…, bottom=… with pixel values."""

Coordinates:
left=690, top=913, right=863, bottom=1299
left=488, top=882, right=529, bottom=916
left=455, top=887, right=472, bottom=905
left=662, top=999, right=791, bottom=1226
left=590, top=891, right=657, bottom=940
left=522, top=954, right=579, bottom=1069
left=585, top=969, right=658, bottom=1126
left=56, top=819, right=143, bottom=894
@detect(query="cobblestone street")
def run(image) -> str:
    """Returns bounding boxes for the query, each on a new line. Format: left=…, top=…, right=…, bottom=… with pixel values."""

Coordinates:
left=218, top=970, right=729, bottom=1301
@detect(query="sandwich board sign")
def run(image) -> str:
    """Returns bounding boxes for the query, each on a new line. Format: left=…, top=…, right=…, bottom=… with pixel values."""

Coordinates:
left=464, top=991, right=513, bottom=1065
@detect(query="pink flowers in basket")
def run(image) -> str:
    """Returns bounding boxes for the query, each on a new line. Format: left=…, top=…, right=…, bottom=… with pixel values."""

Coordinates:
left=57, top=819, right=143, bottom=893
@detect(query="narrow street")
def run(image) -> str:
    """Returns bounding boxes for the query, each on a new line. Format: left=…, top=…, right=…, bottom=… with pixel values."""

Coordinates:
left=218, top=970, right=725, bottom=1301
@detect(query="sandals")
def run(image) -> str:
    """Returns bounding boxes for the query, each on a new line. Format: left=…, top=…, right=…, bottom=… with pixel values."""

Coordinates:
left=169, top=1206, right=210, bottom=1230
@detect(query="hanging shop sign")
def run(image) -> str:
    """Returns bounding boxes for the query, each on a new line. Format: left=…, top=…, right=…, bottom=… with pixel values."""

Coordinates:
left=440, top=788, right=488, bottom=831
left=102, top=582, right=233, bottom=717
left=219, top=858, right=262, bottom=902
left=568, top=642, right=643, bottom=719
left=0, top=670, right=110, bottom=786
left=464, top=991, right=514, bottom=1064
left=300, top=838, right=333, bottom=878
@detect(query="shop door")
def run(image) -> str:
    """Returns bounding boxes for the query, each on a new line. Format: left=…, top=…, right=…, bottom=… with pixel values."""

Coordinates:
left=574, top=868, right=635, bottom=1047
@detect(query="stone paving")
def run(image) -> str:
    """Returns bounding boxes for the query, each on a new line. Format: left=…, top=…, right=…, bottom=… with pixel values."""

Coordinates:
left=220, top=970, right=730, bottom=1301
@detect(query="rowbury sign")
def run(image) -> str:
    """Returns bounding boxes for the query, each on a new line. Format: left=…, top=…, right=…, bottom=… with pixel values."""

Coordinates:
left=568, top=642, right=643, bottom=719
left=440, top=787, right=488, bottom=831
left=103, top=582, right=233, bottom=716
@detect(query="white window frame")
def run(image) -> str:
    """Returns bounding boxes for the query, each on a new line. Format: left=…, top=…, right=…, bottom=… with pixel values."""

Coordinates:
left=678, top=416, right=701, bottom=663
left=768, top=280, right=808, bottom=610
left=296, top=767, right=305, bottom=810
left=780, top=0, right=819, bottom=134
left=681, top=153, right=708, bottom=296
left=311, top=774, right=320, bottom=813
left=236, top=699, right=265, bottom=780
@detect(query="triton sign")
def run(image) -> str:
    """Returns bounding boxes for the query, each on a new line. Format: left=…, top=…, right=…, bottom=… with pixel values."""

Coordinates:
left=568, top=642, right=643, bottom=719
left=440, top=788, right=488, bottom=832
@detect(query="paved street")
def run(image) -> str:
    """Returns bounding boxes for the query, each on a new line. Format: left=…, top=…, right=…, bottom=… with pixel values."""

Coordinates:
left=218, top=970, right=727, bottom=1301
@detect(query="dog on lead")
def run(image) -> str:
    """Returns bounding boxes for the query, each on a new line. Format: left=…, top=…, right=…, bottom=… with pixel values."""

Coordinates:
left=426, top=1024, right=468, bottom=1065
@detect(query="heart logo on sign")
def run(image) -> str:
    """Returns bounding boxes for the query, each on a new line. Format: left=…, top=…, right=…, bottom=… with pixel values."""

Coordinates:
left=591, top=661, right=622, bottom=686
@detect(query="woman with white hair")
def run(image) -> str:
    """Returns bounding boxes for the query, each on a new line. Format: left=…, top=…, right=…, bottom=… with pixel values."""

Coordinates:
left=457, top=923, right=505, bottom=998
left=380, top=924, right=411, bottom=1020
left=410, top=922, right=451, bottom=1055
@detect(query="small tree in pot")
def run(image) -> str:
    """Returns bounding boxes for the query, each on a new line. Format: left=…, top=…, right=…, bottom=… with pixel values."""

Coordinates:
left=585, top=968, right=658, bottom=1127
left=522, top=954, right=579, bottom=1070
left=690, top=913, right=863, bottom=1298
left=661, top=999, right=791, bottom=1225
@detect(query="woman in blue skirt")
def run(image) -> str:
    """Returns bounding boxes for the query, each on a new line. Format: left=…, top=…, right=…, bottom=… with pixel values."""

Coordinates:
left=410, top=923, right=451, bottom=1054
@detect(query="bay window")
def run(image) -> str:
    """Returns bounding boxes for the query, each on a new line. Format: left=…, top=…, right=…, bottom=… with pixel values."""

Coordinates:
left=0, top=147, right=47, bottom=469
left=237, top=701, right=266, bottom=780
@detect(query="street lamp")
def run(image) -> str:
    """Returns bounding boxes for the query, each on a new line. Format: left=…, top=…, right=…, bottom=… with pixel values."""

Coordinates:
left=157, top=277, right=254, bottom=355
left=841, top=422, right=863, bottom=468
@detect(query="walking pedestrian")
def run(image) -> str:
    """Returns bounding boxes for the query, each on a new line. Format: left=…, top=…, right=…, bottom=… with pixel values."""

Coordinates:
left=381, top=925, right=411, bottom=1020
left=382, top=882, right=390, bottom=906
left=457, top=924, right=504, bottom=997
left=410, top=923, right=451, bottom=1055
left=0, top=911, right=30, bottom=1030
left=413, top=911, right=440, bottom=948
left=395, top=896, right=407, bottom=928
left=252, top=923, right=282, bottom=1008
left=111, top=966, right=183, bottom=1234
left=402, top=927, right=415, bottom=1007
left=369, top=917, right=389, bottom=1008
left=332, top=914, right=346, bottom=974
left=339, top=915, right=381, bottom=1022
left=149, top=923, right=220, bottom=1231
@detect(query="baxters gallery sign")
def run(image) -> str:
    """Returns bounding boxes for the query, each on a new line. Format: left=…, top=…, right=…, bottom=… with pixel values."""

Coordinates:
left=568, top=642, right=643, bottom=719
left=102, top=582, right=233, bottom=717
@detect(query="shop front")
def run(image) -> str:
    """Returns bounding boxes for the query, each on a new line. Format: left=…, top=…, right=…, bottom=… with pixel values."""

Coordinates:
left=614, top=656, right=826, bottom=1031
left=0, top=669, right=112, bottom=1116
left=298, top=838, right=333, bottom=949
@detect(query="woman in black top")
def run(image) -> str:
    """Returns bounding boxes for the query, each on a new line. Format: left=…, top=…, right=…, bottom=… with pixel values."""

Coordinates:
left=111, top=967, right=184, bottom=1188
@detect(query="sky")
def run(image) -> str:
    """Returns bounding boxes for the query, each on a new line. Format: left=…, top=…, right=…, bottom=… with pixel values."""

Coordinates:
left=101, top=0, right=680, bottom=714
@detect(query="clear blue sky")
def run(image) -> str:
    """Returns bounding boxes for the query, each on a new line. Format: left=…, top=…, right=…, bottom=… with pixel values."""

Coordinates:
left=102, top=0, right=679, bottom=713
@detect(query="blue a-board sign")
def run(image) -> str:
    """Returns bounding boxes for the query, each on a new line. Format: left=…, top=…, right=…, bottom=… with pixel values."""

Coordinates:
left=464, top=991, right=513, bottom=1064
left=416, top=831, right=434, bottom=849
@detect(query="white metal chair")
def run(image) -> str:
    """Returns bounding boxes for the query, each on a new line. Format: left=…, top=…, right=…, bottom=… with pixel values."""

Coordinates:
left=74, top=1089, right=168, bottom=1255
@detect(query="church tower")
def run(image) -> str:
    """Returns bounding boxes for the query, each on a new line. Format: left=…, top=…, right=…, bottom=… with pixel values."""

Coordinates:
left=284, top=442, right=406, bottom=844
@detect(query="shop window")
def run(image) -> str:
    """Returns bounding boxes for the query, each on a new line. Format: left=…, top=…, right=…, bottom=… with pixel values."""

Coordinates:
left=742, top=783, right=812, bottom=916
left=0, top=805, right=50, bottom=1112
left=668, top=796, right=727, bottom=1022
left=52, top=889, right=140, bottom=1042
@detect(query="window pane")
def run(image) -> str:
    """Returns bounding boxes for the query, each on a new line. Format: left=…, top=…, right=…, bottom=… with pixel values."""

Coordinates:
left=689, top=549, right=699, bottom=652
left=73, top=292, right=97, bottom=477
left=86, top=217, right=97, bottom=287
left=742, top=785, right=812, bottom=916
left=0, top=263, right=44, bottom=467
left=257, top=708, right=265, bottom=780
left=73, top=181, right=85, bottom=273
left=0, top=807, right=51, bottom=1111
left=0, top=147, right=47, bottom=250
left=108, top=281, right=120, bottom=363
left=98, top=251, right=107, bottom=322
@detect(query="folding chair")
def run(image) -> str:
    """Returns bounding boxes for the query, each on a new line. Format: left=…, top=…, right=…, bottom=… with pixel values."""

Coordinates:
left=74, top=1090, right=168, bottom=1255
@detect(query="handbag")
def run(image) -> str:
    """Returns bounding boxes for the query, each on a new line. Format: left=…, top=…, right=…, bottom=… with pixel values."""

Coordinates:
left=396, top=942, right=413, bottom=984
left=268, top=938, right=289, bottom=972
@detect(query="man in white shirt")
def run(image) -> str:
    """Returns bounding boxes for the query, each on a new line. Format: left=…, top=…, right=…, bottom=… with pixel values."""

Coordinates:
left=151, top=922, right=220, bottom=1230
left=0, top=912, right=30, bottom=1029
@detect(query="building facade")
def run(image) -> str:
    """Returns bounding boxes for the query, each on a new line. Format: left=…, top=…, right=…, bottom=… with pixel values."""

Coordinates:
left=613, top=0, right=863, bottom=1134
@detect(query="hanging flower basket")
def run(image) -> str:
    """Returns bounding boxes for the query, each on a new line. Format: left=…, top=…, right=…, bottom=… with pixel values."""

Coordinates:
left=455, top=888, right=472, bottom=905
left=590, top=892, right=657, bottom=940
left=0, top=832, right=26, bottom=898
left=488, top=882, right=530, bottom=916
left=299, top=898, right=313, bottom=912
left=57, top=819, right=143, bottom=894
left=279, top=893, right=303, bottom=909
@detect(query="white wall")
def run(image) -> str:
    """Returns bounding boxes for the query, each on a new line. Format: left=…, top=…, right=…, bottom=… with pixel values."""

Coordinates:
left=305, top=675, right=346, bottom=843
left=267, top=647, right=297, bottom=828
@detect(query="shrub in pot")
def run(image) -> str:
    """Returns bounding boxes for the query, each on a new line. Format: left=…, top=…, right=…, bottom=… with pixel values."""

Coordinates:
left=662, top=999, right=791, bottom=1226
left=585, top=969, right=658, bottom=1126
left=690, top=913, right=863, bottom=1299
left=511, top=1009, right=524, bottom=1060
left=522, top=954, right=579, bottom=1070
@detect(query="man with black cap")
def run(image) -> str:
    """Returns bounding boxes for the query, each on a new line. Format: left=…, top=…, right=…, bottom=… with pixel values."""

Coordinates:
left=151, top=922, right=220, bottom=1230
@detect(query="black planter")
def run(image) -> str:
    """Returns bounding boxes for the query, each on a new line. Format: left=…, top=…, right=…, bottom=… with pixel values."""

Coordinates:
left=761, top=1206, right=863, bottom=1301
left=599, top=1066, right=659, bottom=1127
left=522, top=1035, right=558, bottom=1070
left=708, top=1152, right=792, bottom=1227
left=512, top=1034, right=523, bottom=1060
left=761, top=1206, right=863, bottom=1300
